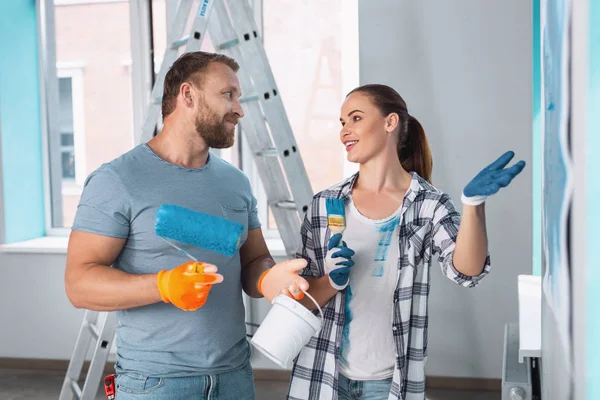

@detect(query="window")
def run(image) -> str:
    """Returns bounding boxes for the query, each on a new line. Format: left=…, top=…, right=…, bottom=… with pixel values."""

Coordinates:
left=45, top=0, right=172, bottom=230
left=43, top=0, right=141, bottom=229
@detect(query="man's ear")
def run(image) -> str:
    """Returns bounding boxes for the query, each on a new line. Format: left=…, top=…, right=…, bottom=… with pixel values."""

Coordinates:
left=180, top=82, right=194, bottom=107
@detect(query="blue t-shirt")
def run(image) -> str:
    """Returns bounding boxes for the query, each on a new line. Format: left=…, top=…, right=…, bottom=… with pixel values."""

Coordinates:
left=72, top=144, right=261, bottom=377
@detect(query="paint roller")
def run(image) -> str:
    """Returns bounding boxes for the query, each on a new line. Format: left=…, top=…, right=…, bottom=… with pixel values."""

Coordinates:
left=155, top=204, right=244, bottom=258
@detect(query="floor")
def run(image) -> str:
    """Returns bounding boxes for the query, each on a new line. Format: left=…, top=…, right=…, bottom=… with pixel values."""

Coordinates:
left=0, top=368, right=500, bottom=400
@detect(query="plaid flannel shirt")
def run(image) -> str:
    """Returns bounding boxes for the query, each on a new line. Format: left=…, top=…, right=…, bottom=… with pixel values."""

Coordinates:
left=287, top=172, right=491, bottom=400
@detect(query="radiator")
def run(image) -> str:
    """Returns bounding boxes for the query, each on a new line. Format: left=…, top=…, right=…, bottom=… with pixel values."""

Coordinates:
left=502, top=322, right=533, bottom=400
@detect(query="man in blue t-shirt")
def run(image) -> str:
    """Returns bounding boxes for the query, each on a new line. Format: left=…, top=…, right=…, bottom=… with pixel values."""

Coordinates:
left=65, top=51, right=309, bottom=400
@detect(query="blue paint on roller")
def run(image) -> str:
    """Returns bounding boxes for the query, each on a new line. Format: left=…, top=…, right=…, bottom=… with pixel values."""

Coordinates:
left=155, top=204, right=243, bottom=257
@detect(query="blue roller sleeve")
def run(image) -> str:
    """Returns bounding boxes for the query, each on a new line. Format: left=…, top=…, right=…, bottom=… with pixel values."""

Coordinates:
left=155, top=204, right=244, bottom=257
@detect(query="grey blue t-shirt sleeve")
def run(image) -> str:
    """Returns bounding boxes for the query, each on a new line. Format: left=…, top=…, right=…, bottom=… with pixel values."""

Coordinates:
left=72, top=166, right=131, bottom=239
left=248, top=188, right=260, bottom=231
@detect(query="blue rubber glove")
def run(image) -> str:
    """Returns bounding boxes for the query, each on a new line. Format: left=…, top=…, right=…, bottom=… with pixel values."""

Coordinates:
left=325, top=233, right=355, bottom=290
left=462, top=151, right=526, bottom=206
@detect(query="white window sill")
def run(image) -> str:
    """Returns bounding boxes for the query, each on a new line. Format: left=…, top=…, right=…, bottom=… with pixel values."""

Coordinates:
left=0, top=236, right=289, bottom=258
left=0, top=236, right=70, bottom=254
left=61, top=182, right=83, bottom=196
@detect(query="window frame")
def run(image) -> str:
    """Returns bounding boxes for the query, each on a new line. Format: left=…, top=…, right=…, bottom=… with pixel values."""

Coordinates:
left=56, top=63, right=87, bottom=191
left=38, top=0, right=65, bottom=235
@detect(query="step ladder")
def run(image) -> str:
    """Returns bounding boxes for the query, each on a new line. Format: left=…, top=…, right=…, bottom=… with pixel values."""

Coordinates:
left=59, top=311, right=117, bottom=400
left=60, top=0, right=314, bottom=399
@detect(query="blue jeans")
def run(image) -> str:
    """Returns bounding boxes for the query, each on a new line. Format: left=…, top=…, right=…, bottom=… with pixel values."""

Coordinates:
left=115, top=360, right=255, bottom=400
left=338, top=374, right=392, bottom=400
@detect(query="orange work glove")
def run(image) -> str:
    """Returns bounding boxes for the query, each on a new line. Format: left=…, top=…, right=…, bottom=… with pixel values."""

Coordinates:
left=157, top=261, right=224, bottom=311
left=258, top=259, right=310, bottom=302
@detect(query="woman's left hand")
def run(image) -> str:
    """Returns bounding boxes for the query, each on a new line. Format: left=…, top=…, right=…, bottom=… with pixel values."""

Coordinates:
left=325, top=233, right=355, bottom=290
left=462, top=150, right=526, bottom=206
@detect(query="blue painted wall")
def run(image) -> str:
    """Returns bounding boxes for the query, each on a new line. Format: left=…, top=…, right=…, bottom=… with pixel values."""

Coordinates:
left=587, top=0, right=600, bottom=397
left=0, top=1, right=46, bottom=242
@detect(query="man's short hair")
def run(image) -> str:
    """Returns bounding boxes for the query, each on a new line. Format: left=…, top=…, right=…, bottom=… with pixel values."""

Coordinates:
left=161, top=51, right=240, bottom=118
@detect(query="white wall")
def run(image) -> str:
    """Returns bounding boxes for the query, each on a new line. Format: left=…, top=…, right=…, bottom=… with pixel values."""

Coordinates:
left=358, top=0, right=532, bottom=378
left=1, top=252, right=83, bottom=360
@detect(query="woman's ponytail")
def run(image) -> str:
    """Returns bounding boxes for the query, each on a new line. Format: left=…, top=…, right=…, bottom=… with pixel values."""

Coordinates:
left=398, top=115, right=432, bottom=182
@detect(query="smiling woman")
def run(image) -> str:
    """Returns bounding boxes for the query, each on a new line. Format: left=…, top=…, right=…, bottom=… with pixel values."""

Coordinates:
left=288, top=82, right=525, bottom=400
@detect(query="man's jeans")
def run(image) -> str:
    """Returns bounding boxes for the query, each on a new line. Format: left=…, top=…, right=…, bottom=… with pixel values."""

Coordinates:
left=115, top=360, right=255, bottom=400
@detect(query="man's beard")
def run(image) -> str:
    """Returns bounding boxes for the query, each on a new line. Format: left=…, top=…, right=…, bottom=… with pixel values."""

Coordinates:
left=195, top=107, right=238, bottom=149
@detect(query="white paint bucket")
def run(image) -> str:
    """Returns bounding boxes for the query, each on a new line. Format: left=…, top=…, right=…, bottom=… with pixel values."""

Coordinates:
left=251, top=290, right=324, bottom=369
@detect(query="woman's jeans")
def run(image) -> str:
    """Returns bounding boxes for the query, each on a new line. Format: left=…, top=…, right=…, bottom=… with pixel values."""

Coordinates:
left=337, top=373, right=393, bottom=400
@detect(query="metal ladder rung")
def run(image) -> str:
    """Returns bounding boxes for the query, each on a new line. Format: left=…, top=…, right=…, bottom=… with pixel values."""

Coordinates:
left=69, top=379, right=82, bottom=398
left=217, top=38, right=239, bottom=50
left=272, top=201, right=296, bottom=210
left=254, top=147, right=304, bottom=158
left=239, top=94, right=259, bottom=103
left=272, top=201, right=308, bottom=213
left=255, top=148, right=277, bottom=157
left=85, top=321, right=100, bottom=340
left=171, top=31, right=203, bottom=49
left=171, top=36, right=190, bottom=49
